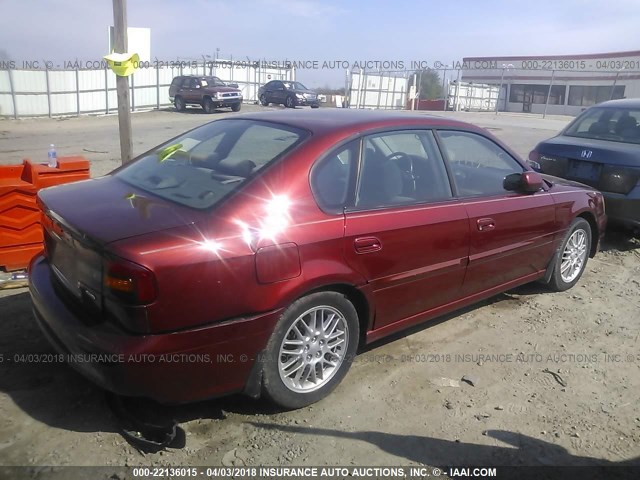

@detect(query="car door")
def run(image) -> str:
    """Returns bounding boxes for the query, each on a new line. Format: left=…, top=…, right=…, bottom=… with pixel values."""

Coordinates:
left=342, top=130, right=470, bottom=331
left=263, top=81, right=276, bottom=102
left=271, top=81, right=286, bottom=104
left=436, top=129, right=556, bottom=296
left=180, top=78, right=195, bottom=102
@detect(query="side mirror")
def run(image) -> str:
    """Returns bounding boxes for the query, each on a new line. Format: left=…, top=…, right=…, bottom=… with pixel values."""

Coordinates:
left=228, top=82, right=239, bottom=88
left=504, top=171, right=544, bottom=193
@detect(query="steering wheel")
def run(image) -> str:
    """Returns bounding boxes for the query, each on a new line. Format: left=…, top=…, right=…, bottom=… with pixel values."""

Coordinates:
left=385, top=151, right=417, bottom=195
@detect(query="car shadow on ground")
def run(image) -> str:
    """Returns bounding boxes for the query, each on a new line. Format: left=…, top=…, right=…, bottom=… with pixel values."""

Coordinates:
left=249, top=422, right=640, bottom=475
left=599, top=226, right=640, bottom=253
left=157, top=107, right=231, bottom=115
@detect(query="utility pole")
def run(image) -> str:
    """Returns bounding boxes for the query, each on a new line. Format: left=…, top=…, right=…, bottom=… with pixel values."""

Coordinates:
left=112, top=0, right=133, bottom=164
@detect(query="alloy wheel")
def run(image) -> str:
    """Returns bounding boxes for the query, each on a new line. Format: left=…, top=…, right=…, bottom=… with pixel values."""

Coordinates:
left=560, top=229, right=588, bottom=283
left=278, top=306, right=348, bottom=393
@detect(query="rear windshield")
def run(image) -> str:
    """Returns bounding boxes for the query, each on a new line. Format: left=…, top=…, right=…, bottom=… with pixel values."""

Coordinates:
left=564, top=106, right=640, bottom=145
left=115, top=119, right=308, bottom=209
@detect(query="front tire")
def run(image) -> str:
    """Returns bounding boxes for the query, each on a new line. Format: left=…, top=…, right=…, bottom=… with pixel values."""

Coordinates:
left=285, top=95, right=296, bottom=108
left=259, top=94, right=269, bottom=106
left=231, top=102, right=241, bottom=112
left=262, top=292, right=359, bottom=409
left=203, top=97, right=215, bottom=114
left=548, top=218, right=591, bottom=292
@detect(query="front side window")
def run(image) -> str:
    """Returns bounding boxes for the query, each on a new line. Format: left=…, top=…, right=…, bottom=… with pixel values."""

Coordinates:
left=438, top=130, right=524, bottom=197
left=116, top=120, right=309, bottom=209
left=564, top=107, right=640, bottom=144
left=355, top=130, right=452, bottom=209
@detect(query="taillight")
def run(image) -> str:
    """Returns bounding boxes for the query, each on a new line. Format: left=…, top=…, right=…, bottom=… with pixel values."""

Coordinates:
left=528, top=151, right=541, bottom=170
left=104, top=258, right=158, bottom=305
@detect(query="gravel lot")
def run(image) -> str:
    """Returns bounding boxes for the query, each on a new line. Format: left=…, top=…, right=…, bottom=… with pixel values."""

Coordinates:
left=0, top=106, right=638, bottom=474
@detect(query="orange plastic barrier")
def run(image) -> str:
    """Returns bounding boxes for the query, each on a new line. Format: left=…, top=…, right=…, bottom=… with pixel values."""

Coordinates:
left=0, top=157, right=90, bottom=271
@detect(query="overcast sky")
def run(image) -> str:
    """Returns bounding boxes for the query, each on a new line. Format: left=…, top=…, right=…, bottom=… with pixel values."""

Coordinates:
left=1, top=0, right=640, bottom=87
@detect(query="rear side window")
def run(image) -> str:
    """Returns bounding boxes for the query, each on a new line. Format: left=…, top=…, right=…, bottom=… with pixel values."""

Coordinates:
left=116, top=120, right=309, bottom=209
left=438, top=130, right=523, bottom=197
left=311, top=141, right=357, bottom=212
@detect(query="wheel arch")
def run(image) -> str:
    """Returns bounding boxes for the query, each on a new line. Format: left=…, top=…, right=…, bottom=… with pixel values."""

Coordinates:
left=576, top=211, right=599, bottom=258
left=542, top=213, right=597, bottom=285
left=299, top=283, right=371, bottom=347
left=242, top=281, right=372, bottom=400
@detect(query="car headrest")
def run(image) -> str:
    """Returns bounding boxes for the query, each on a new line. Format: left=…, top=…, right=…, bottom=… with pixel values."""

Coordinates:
left=216, top=159, right=256, bottom=177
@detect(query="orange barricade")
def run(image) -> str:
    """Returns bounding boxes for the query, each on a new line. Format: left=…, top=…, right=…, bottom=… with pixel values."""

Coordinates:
left=0, top=157, right=90, bottom=271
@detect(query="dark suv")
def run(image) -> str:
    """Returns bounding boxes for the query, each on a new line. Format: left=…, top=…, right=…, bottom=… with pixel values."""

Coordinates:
left=169, top=75, right=243, bottom=113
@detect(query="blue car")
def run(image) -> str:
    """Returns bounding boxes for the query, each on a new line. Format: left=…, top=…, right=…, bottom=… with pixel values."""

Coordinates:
left=529, top=99, right=640, bottom=233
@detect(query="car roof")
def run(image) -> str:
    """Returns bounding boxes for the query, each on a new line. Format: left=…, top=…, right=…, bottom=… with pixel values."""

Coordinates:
left=174, top=75, right=220, bottom=79
left=592, top=98, right=640, bottom=109
left=228, top=109, right=477, bottom=137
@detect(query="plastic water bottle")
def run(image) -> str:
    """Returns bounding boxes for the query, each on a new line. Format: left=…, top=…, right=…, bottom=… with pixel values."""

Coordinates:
left=47, top=144, right=57, bottom=168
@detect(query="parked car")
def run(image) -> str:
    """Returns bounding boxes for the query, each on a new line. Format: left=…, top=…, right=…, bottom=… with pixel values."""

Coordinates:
left=30, top=110, right=605, bottom=409
left=169, top=75, right=242, bottom=113
left=258, top=80, right=320, bottom=108
left=529, top=98, right=640, bottom=232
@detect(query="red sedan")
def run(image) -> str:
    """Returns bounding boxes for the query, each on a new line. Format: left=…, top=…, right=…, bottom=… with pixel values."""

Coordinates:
left=29, top=110, right=606, bottom=408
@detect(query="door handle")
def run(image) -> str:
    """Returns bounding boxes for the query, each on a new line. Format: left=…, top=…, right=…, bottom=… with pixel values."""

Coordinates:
left=354, top=236, right=382, bottom=254
left=477, top=218, right=496, bottom=232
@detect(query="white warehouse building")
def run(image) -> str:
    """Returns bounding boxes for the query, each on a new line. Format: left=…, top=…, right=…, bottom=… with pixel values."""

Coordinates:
left=459, top=50, right=640, bottom=116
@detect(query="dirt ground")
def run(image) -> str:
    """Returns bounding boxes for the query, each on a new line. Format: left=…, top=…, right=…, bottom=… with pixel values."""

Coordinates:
left=0, top=107, right=639, bottom=474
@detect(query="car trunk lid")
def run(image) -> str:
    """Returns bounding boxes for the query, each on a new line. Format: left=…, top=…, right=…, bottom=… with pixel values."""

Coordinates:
left=39, top=175, right=209, bottom=318
left=538, top=136, right=640, bottom=193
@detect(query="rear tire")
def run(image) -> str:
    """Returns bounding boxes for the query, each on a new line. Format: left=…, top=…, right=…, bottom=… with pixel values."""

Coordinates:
left=174, top=96, right=185, bottom=112
left=261, top=292, right=359, bottom=409
left=548, top=218, right=591, bottom=292
left=310, top=104, right=320, bottom=109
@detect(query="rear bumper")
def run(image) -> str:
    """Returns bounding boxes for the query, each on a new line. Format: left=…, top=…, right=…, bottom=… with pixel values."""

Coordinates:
left=603, top=189, right=640, bottom=228
left=29, top=254, right=281, bottom=404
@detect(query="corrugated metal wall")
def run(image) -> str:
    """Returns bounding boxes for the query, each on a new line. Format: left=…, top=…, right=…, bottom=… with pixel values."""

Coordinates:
left=348, top=71, right=409, bottom=110
left=0, top=62, right=295, bottom=118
